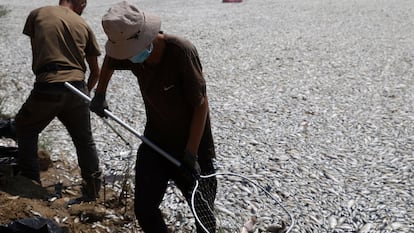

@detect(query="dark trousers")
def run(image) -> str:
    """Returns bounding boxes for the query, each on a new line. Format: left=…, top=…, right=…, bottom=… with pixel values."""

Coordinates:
left=15, top=82, right=101, bottom=192
left=135, top=144, right=217, bottom=233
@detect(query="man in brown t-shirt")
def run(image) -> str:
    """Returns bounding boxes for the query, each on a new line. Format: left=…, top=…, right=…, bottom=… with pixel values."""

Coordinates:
left=15, top=0, right=102, bottom=201
left=90, top=2, right=217, bottom=232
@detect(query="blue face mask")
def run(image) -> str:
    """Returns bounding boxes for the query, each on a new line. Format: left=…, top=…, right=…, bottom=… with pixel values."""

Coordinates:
left=129, top=43, right=154, bottom=63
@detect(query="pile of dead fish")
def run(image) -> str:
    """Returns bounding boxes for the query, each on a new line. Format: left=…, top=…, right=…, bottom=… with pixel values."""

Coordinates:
left=0, top=0, right=413, bottom=232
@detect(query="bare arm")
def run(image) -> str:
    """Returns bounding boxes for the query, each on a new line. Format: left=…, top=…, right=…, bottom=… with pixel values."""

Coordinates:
left=86, top=56, right=99, bottom=91
left=95, top=55, right=114, bottom=94
left=185, top=97, right=209, bottom=155
left=85, top=55, right=100, bottom=92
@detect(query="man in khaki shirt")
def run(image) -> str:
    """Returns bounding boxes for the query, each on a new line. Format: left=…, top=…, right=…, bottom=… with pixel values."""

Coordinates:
left=15, top=0, right=102, bottom=202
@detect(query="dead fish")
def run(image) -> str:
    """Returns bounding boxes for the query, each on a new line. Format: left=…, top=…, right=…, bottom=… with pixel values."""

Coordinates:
left=359, top=223, right=373, bottom=233
left=240, top=216, right=257, bottom=233
left=29, top=210, right=42, bottom=217
left=328, top=215, right=338, bottom=229
left=266, top=221, right=287, bottom=233
left=216, top=205, right=236, bottom=218
left=6, top=195, right=19, bottom=200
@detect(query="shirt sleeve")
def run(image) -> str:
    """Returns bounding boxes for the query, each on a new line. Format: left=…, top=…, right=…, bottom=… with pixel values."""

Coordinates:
left=22, top=9, right=37, bottom=37
left=180, top=43, right=206, bottom=108
left=85, top=27, right=101, bottom=57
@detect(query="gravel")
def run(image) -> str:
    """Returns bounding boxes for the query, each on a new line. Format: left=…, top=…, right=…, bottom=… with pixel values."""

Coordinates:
left=0, top=0, right=413, bottom=232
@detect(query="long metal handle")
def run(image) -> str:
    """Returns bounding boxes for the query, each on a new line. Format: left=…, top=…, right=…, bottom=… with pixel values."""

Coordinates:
left=64, top=82, right=182, bottom=167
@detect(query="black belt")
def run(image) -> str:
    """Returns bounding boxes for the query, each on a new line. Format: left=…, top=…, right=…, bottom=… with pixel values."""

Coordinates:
left=33, top=81, right=85, bottom=90
left=35, top=63, right=80, bottom=75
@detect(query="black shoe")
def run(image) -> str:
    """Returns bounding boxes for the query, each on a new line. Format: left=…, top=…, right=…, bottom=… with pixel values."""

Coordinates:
left=81, top=178, right=101, bottom=199
left=67, top=194, right=96, bottom=206
left=46, top=182, right=63, bottom=201
left=17, top=171, right=41, bottom=185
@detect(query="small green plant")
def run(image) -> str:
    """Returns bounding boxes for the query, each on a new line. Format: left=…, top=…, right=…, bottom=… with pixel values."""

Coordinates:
left=0, top=5, right=10, bottom=18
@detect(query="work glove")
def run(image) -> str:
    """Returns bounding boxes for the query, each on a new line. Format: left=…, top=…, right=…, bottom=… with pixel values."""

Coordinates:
left=181, top=150, right=201, bottom=181
left=90, top=92, right=108, bottom=118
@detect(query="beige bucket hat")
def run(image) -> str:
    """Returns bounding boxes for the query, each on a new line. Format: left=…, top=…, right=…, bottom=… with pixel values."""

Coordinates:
left=102, top=1, right=161, bottom=59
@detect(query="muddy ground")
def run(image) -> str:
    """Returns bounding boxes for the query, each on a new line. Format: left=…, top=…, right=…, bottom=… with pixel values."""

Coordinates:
left=0, top=148, right=138, bottom=233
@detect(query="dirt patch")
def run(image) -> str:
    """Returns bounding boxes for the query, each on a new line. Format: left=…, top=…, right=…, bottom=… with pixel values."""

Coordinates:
left=0, top=151, right=138, bottom=233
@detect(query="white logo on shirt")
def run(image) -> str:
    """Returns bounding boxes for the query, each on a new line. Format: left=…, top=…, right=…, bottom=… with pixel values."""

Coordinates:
left=163, top=85, right=175, bottom=91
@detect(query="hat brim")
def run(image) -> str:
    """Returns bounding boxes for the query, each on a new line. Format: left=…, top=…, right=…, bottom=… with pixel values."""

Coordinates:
left=105, top=13, right=161, bottom=60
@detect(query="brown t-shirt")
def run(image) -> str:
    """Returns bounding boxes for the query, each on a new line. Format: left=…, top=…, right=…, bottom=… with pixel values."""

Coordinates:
left=107, top=34, right=215, bottom=159
left=23, top=6, right=100, bottom=82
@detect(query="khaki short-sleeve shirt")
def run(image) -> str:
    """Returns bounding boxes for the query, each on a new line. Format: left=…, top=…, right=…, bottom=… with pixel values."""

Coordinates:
left=23, top=6, right=100, bottom=82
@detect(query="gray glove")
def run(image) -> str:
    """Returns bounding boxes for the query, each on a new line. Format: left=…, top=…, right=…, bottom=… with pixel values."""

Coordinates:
left=90, top=92, right=108, bottom=118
